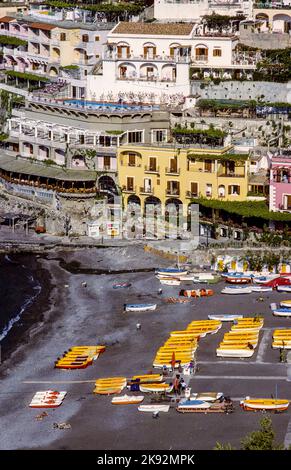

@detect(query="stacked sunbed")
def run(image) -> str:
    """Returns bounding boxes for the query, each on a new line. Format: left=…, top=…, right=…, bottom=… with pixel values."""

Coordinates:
left=29, top=390, right=67, bottom=408
left=272, top=329, right=291, bottom=349
left=55, top=345, right=105, bottom=369
left=93, top=377, right=127, bottom=395
left=153, top=320, right=222, bottom=368
left=216, top=317, right=264, bottom=358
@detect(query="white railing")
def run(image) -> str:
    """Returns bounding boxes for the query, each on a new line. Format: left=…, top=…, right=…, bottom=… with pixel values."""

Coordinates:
left=103, top=52, right=190, bottom=63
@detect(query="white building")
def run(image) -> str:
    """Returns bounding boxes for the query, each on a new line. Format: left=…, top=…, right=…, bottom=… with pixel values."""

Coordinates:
left=154, top=0, right=252, bottom=22
left=87, top=22, right=251, bottom=104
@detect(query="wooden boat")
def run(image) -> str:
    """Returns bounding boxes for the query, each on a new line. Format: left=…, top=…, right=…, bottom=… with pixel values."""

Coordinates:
left=156, top=268, right=187, bottom=277
left=277, top=285, right=291, bottom=293
left=111, top=395, right=144, bottom=405
left=124, top=303, right=157, bottom=312
left=216, top=345, right=254, bottom=357
left=138, top=404, right=170, bottom=412
left=280, top=300, right=291, bottom=308
left=113, top=282, right=131, bottom=289
left=240, top=398, right=289, bottom=412
left=191, top=392, right=224, bottom=402
left=179, top=289, right=214, bottom=298
left=208, top=314, right=243, bottom=321
left=273, top=308, right=291, bottom=317
left=221, top=286, right=252, bottom=295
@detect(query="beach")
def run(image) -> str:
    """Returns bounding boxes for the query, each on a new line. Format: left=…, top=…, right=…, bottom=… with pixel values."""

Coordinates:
left=0, top=245, right=290, bottom=450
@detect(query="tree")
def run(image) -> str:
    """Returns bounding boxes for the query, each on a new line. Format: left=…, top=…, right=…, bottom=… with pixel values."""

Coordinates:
left=214, top=442, right=235, bottom=450
left=241, top=417, right=284, bottom=450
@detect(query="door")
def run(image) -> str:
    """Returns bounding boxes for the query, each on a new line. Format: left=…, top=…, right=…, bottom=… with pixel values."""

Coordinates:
left=144, top=178, right=152, bottom=193
left=170, top=157, right=177, bottom=173
left=149, top=157, right=156, bottom=171
left=104, top=156, right=110, bottom=170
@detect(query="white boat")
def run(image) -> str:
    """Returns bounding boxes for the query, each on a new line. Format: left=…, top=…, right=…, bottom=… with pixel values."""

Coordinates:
left=240, top=397, right=289, bottom=412
left=139, top=383, right=173, bottom=393
left=277, top=285, right=291, bottom=293
left=191, top=392, right=224, bottom=402
left=273, top=308, right=291, bottom=317
left=253, top=274, right=279, bottom=284
left=125, top=303, right=157, bottom=312
left=208, top=314, right=243, bottom=321
left=138, top=405, right=170, bottom=413
left=280, top=300, right=291, bottom=308
left=156, top=268, right=187, bottom=277
left=177, top=399, right=211, bottom=410
left=216, top=347, right=254, bottom=358
left=221, top=286, right=252, bottom=295
left=251, top=286, right=273, bottom=292
left=111, top=395, right=144, bottom=405
left=159, top=278, right=181, bottom=286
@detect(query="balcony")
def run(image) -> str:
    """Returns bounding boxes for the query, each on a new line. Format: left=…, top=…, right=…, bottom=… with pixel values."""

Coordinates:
left=104, top=51, right=189, bottom=63
left=122, top=185, right=136, bottom=194
left=144, top=165, right=160, bottom=174
left=165, top=167, right=180, bottom=175
left=193, top=55, right=208, bottom=64
left=166, top=188, right=180, bottom=197
left=186, top=191, right=198, bottom=199
left=139, top=186, right=154, bottom=195
left=218, top=172, right=245, bottom=178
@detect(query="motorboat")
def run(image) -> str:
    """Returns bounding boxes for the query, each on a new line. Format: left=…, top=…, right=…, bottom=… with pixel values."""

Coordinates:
left=208, top=314, right=243, bottom=321
left=138, top=405, right=170, bottom=412
left=240, top=397, right=289, bottom=412
left=251, top=286, right=273, bottom=293
left=111, top=395, right=144, bottom=405
left=221, top=286, right=252, bottom=295
left=280, top=300, right=291, bottom=308
left=225, top=276, right=251, bottom=284
left=124, top=303, right=157, bottom=312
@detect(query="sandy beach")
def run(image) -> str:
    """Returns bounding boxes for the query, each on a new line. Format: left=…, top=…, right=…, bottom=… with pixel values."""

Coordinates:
left=0, top=245, right=290, bottom=450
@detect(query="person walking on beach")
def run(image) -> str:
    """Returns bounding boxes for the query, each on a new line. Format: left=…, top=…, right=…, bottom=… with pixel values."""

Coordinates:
left=180, top=378, right=187, bottom=394
left=173, top=374, right=181, bottom=396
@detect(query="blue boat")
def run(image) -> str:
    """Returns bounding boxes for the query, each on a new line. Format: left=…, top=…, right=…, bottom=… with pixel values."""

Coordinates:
left=113, top=282, right=131, bottom=289
left=156, top=268, right=187, bottom=277
left=273, top=307, right=291, bottom=317
left=177, top=399, right=211, bottom=411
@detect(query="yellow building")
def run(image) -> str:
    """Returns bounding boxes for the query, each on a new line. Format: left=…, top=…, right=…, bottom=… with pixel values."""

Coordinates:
left=118, top=143, right=249, bottom=214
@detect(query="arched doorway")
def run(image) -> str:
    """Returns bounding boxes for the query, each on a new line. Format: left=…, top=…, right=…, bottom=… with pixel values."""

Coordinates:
left=98, top=175, right=118, bottom=195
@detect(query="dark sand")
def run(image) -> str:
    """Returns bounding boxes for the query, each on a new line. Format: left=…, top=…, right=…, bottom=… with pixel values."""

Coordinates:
left=0, top=245, right=290, bottom=450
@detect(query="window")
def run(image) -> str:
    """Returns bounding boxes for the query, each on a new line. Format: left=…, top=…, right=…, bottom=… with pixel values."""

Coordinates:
left=204, top=159, right=212, bottom=172
left=60, top=33, right=66, bottom=41
left=190, top=182, right=198, bottom=197
left=82, top=35, right=89, bottom=43
left=213, top=48, right=222, bottom=57
left=152, top=129, right=167, bottom=143
left=149, top=157, right=157, bottom=171
left=128, top=131, right=142, bottom=144
left=127, top=177, right=134, bottom=191
left=95, top=36, right=99, bottom=41
left=229, top=185, right=240, bottom=195
left=128, top=153, right=136, bottom=167
left=79, top=135, right=85, bottom=145
left=206, top=183, right=212, bottom=196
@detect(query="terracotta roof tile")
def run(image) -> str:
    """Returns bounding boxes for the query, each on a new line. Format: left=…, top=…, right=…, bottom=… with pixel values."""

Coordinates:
left=112, top=22, right=195, bottom=36
left=29, top=22, right=56, bottom=31
left=0, top=16, right=15, bottom=23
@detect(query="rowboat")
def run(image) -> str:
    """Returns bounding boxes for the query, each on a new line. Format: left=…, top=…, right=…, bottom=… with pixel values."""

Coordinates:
left=138, top=405, right=170, bottom=412
left=216, top=345, right=254, bottom=357
left=139, top=383, right=173, bottom=393
left=156, top=268, right=187, bottom=277
left=273, top=308, right=291, bottom=317
left=280, top=300, right=291, bottom=308
left=240, top=398, right=289, bottom=412
left=251, top=286, right=273, bottom=293
left=94, top=377, right=127, bottom=395
left=191, top=392, right=224, bottom=402
left=208, top=314, right=243, bottom=321
left=177, top=399, right=211, bottom=410
left=111, top=395, right=144, bottom=405
left=179, top=289, right=214, bottom=298
left=221, top=286, right=252, bottom=295
left=124, top=303, right=157, bottom=312
left=113, top=282, right=131, bottom=289
left=159, top=278, right=181, bottom=286
left=277, top=285, right=291, bottom=293
left=225, top=276, right=251, bottom=284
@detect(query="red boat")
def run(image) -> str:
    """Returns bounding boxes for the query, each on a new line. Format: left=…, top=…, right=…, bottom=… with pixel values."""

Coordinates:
left=265, top=277, right=291, bottom=288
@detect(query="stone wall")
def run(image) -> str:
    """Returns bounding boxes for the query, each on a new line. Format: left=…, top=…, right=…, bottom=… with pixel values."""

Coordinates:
left=239, top=32, right=291, bottom=50
left=191, top=81, right=291, bottom=103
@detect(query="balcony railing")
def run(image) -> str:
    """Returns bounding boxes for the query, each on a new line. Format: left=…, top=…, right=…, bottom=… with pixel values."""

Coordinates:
left=186, top=191, right=198, bottom=198
left=165, top=167, right=180, bottom=175
left=104, top=51, right=190, bottom=63
left=144, top=165, right=160, bottom=174
left=139, top=186, right=154, bottom=195
left=166, top=188, right=180, bottom=196
left=122, top=185, right=136, bottom=193
left=218, top=172, right=245, bottom=178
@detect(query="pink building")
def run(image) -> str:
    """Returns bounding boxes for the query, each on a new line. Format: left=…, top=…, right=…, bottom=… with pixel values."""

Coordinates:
left=269, top=154, right=291, bottom=212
